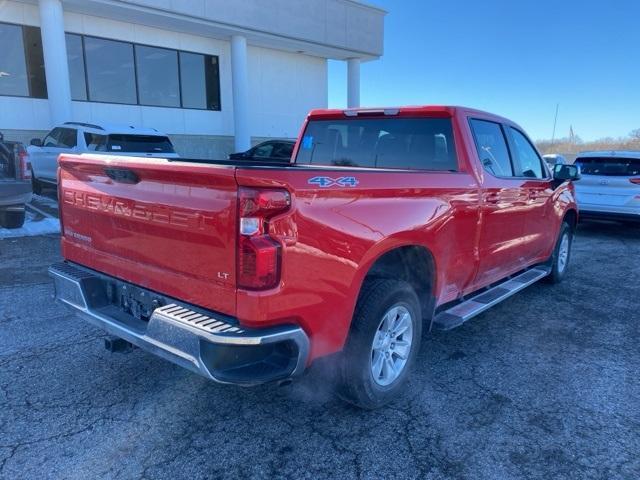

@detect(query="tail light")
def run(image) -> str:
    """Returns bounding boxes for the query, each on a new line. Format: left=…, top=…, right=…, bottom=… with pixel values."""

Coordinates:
left=18, top=149, right=31, bottom=180
left=57, top=162, right=65, bottom=233
left=630, top=178, right=640, bottom=185
left=237, top=187, right=291, bottom=290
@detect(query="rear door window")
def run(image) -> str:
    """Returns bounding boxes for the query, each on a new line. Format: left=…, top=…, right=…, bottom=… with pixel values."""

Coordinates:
left=508, top=128, right=545, bottom=179
left=106, top=135, right=175, bottom=153
left=84, top=133, right=107, bottom=151
left=469, top=119, right=514, bottom=177
left=295, top=117, right=458, bottom=171
left=575, top=157, right=640, bottom=176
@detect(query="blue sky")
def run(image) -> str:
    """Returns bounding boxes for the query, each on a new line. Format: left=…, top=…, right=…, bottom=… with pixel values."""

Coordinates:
left=328, top=0, right=640, bottom=141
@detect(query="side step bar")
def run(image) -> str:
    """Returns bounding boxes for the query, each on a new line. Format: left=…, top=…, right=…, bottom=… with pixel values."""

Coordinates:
left=433, top=267, right=550, bottom=331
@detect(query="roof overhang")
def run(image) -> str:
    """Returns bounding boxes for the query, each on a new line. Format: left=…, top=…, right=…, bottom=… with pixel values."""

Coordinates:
left=45, top=0, right=385, bottom=60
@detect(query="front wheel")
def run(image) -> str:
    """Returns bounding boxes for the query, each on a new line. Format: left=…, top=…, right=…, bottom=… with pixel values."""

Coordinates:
left=546, top=222, right=573, bottom=284
left=338, top=279, right=422, bottom=409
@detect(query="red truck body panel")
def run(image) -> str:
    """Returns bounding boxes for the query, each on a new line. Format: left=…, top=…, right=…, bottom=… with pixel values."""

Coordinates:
left=59, top=156, right=238, bottom=315
left=58, top=106, right=577, bottom=362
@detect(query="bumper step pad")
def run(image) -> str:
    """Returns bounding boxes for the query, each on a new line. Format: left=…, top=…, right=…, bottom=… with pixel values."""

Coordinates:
left=153, top=304, right=244, bottom=335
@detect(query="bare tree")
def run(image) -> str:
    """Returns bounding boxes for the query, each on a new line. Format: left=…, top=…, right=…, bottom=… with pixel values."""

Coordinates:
left=536, top=131, right=640, bottom=156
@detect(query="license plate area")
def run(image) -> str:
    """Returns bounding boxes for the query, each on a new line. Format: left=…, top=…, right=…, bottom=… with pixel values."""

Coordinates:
left=104, top=280, right=166, bottom=322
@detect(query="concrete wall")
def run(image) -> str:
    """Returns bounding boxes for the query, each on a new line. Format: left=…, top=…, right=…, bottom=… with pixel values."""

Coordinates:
left=62, top=0, right=386, bottom=59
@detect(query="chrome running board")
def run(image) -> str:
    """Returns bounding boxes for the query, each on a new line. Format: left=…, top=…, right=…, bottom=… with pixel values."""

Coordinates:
left=433, top=267, right=550, bottom=331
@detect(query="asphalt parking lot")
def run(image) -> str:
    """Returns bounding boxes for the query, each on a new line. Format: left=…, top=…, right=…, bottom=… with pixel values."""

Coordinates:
left=1, top=221, right=639, bottom=479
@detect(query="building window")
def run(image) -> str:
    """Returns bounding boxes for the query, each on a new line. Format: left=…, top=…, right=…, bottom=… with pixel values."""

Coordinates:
left=179, top=52, right=221, bottom=110
left=66, top=34, right=87, bottom=101
left=1, top=23, right=221, bottom=109
left=0, top=22, right=47, bottom=98
left=135, top=45, right=180, bottom=107
left=204, top=55, right=221, bottom=111
left=84, top=36, right=137, bottom=104
left=64, top=34, right=221, bottom=110
left=179, top=52, right=206, bottom=109
left=23, top=26, right=47, bottom=98
left=0, top=23, right=28, bottom=96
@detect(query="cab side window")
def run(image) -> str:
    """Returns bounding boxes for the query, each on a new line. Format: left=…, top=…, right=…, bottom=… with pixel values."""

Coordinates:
left=273, top=143, right=293, bottom=158
left=253, top=143, right=274, bottom=158
left=469, top=119, right=514, bottom=177
left=57, top=128, right=78, bottom=148
left=509, top=128, right=545, bottom=179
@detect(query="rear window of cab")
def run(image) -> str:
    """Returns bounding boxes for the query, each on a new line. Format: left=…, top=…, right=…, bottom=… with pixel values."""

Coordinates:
left=295, top=117, right=458, bottom=171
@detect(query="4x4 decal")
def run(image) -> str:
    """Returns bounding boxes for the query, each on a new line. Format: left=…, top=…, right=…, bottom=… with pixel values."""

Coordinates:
left=308, top=176, right=359, bottom=188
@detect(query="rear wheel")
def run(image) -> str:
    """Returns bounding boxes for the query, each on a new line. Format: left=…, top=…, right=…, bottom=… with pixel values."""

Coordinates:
left=0, top=209, right=26, bottom=229
left=546, top=222, right=573, bottom=284
left=338, top=279, right=422, bottom=409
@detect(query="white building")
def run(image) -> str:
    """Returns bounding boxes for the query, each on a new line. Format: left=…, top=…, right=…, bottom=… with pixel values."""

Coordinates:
left=0, top=0, right=385, bottom=158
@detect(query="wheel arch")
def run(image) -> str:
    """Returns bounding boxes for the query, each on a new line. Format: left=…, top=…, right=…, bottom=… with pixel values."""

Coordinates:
left=357, top=244, right=437, bottom=327
left=563, top=208, right=578, bottom=231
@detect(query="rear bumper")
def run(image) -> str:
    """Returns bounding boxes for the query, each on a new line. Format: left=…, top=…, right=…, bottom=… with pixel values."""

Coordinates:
left=0, top=180, right=32, bottom=207
left=49, top=262, right=310, bottom=385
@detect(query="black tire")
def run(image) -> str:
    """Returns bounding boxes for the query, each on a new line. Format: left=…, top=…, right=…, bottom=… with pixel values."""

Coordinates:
left=338, top=279, right=422, bottom=409
left=545, top=221, right=573, bottom=284
left=0, top=210, right=26, bottom=229
left=31, top=170, right=42, bottom=195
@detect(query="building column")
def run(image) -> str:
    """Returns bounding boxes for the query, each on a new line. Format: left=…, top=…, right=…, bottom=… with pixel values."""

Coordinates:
left=38, top=0, right=72, bottom=126
left=230, top=35, right=251, bottom=152
left=347, top=58, right=361, bottom=108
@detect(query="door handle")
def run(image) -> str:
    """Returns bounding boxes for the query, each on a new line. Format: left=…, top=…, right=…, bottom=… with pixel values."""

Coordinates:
left=105, top=168, right=140, bottom=184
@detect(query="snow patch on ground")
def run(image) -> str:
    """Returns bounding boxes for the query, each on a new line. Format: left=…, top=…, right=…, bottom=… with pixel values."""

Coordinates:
left=0, top=211, right=60, bottom=238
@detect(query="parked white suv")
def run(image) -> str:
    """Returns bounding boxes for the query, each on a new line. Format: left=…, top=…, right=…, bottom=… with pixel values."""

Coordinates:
left=574, top=151, right=640, bottom=223
left=28, top=122, right=179, bottom=193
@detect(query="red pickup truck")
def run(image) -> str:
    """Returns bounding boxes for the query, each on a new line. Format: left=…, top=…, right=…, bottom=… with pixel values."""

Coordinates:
left=50, top=106, right=580, bottom=408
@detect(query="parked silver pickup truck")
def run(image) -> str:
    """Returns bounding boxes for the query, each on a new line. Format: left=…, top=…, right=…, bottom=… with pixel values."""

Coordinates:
left=0, top=132, right=32, bottom=229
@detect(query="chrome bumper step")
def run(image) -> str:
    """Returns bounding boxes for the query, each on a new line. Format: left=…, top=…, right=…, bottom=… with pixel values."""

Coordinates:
left=49, top=262, right=309, bottom=385
left=153, top=304, right=244, bottom=335
left=433, top=267, right=550, bottom=331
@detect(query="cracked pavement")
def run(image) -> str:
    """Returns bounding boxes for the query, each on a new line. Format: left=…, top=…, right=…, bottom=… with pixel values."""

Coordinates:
left=1, top=221, right=639, bottom=479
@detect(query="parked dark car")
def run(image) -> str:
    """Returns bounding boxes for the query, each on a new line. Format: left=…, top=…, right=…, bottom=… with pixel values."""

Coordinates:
left=0, top=132, right=32, bottom=229
left=228, top=140, right=295, bottom=163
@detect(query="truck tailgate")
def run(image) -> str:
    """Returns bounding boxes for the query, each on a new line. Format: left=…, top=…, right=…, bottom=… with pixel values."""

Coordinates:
left=58, top=154, right=238, bottom=315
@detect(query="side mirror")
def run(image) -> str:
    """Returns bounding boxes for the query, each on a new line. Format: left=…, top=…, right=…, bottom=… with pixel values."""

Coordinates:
left=30, top=138, right=42, bottom=147
left=553, top=164, right=581, bottom=182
